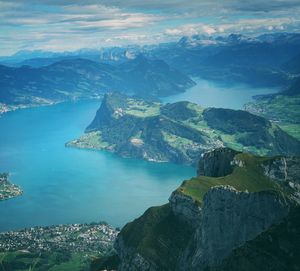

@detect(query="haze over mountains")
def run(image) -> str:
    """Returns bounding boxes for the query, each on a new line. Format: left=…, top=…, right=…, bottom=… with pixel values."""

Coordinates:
left=0, top=55, right=194, bottom=108
left=1, top=32, right=300, bottom=115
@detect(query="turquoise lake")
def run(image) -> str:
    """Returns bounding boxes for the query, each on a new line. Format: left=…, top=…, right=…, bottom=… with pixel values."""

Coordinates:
left=163, top=78, right=279, bottom=109
left=0, top=101, right=195, bottom=231
left=0, top=79, right=278, bottom=232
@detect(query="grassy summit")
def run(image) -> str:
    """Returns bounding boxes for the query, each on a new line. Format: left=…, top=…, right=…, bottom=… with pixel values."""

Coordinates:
left=178, top=153, right=287, bottom=205
left=115, top=149, right=299, bottom=271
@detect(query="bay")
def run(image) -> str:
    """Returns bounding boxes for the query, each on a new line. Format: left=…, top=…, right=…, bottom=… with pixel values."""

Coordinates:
left=0, top=101, right=194, bottom=231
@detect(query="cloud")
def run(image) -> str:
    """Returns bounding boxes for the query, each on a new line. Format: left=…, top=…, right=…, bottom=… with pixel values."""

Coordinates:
left=1, top=0, right=300, bottom=55
left=0, top=3, right=161, bottom=28
left=165, top=24, right=217, bottom=36
left=164, top=17, right=300, bottom=39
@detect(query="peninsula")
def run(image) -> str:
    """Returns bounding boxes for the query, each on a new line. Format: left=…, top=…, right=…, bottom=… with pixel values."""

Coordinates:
left=0, top=173, right=22, bottom=201
left=67, top=92, right=300, bottom=165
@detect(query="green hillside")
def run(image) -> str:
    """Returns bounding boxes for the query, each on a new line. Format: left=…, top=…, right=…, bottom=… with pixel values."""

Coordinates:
left=67, top=92, right=300, bottom=165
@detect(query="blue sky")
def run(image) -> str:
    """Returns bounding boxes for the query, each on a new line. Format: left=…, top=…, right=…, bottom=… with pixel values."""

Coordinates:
left=1, top=0, right=300, bottom=56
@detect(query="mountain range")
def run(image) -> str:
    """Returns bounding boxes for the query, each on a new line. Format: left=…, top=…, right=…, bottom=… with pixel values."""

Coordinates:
left=1, top=32, right=300, bottom=114
left=0, top=56, right=194, bottom=110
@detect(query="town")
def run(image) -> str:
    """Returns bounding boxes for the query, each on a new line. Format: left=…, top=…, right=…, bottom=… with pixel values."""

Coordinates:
left=0, top=222, right=118, bottom=255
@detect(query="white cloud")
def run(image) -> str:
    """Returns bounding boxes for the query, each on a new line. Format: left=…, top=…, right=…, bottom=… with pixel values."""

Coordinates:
left=1, top=0, right=300, bottom=55
left=164, top=17, right=300, bottom=39
left=165, top=23, right=218, bottom=37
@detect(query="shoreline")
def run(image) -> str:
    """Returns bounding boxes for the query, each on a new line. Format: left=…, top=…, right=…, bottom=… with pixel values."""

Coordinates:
left=0, top=173, right=23, bottom=201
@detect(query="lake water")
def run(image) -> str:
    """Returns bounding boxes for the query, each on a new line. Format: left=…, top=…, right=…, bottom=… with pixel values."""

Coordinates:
left=0, top=78, right=278, bottom=232
left=162, top=78, right=279, bottom=109
left=0, top=101, right=195, bottom=231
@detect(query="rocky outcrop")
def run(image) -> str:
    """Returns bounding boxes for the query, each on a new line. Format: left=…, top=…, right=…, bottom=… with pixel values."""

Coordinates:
left=215, top=206, right=300, bottom=271
left=262, top=156, right=300, bottom=184
left=115, top=149, right=300, bottom=271
left=116, top=238, right=156, bottom=271
left=169, top=192, right=202, bottom=227
left=198, top=148, right=240, bottom=177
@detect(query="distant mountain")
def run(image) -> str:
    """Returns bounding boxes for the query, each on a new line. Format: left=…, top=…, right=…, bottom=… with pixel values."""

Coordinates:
left=177, top=32, right=300, bottom=48
left=257, top=32, right=300, bottom=44
left=282, top=53, right=300, bottom=75
left=0, top=46, right=143, bottom=67
left=2, top=32, right=300, bottom=112
left=0, top=57, right=194, bottom=109
left=150, top=32, right=300, bottom=87
left=0, top=50, right=59, bottom=65
left=67, top=92, right=300, bottom=165
left=0, top=59, right=117, bottom=105
left=282, top=77, right=300, bottom=96
left=117, top=55, right=195, bottom=97
left=2, top=32, right=300, bottom=90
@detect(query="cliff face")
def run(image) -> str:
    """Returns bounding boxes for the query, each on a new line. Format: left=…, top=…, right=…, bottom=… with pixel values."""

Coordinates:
left=178, top=187, right=290, bottom=270
left=216, top=206, right=300, bottom=271
left=68, top=93, right=300, bottom=165
left=262, top=156, right=300, bottom=184
left=197, top=148, right=240, bottom=177
left=114, top=149, right=300, bottom=271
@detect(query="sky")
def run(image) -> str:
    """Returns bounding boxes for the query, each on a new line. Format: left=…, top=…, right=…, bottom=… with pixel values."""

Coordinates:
left=1, top=0, right=300, bottom=56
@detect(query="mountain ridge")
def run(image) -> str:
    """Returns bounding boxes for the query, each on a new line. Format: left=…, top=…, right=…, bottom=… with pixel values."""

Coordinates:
left=0, top=56, right=194, bottom=114
left=112, top=148, right=300, bottom=271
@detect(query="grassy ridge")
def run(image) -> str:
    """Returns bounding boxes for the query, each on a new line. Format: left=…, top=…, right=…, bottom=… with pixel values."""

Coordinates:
left=178, top=154, right=288, bottom=205
left=119, top=204, right=194, bottom=270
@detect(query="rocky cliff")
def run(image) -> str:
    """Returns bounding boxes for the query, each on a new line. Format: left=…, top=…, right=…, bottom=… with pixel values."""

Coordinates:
left=197, top=148, right=240, bottom=177
left=67, top=93, right=300, bottom=165
left=114, top=148, right=300, bottom=271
